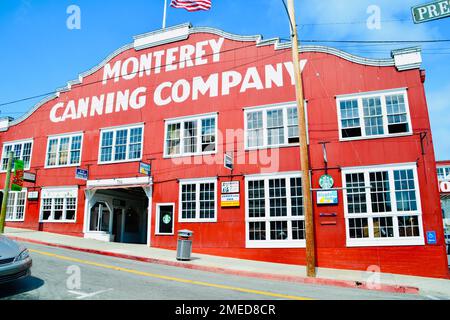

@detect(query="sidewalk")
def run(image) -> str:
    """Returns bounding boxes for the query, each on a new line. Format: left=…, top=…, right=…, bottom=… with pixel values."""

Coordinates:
left=4, top=227, right=450, bottom=298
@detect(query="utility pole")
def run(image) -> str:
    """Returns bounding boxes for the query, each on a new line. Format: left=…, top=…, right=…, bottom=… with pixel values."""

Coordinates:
left=0, top=151, right=14, bottom=234
left=287, top=0, right=316, bottom=277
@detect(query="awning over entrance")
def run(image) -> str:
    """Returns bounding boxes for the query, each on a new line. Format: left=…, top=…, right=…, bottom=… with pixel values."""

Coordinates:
left=86, top=176, right=153, bottom=190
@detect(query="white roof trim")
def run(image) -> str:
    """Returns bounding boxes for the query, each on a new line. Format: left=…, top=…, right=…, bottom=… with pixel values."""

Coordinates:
left=8, top=23, right=418, bottom=129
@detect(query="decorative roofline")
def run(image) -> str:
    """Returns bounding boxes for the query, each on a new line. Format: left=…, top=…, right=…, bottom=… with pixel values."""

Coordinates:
left=6, top=23, right=419, bottom=129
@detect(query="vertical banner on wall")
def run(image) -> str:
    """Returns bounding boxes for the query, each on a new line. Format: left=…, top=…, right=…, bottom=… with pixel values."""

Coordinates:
left=11, top=160, right=24, bottom=192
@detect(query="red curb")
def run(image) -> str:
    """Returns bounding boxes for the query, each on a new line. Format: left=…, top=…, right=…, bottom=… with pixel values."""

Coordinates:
left=10, top=236, right=420, bottom=295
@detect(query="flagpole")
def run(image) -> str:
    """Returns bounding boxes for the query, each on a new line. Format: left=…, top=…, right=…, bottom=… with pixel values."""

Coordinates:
left=162, top=0, right=168, bottom=29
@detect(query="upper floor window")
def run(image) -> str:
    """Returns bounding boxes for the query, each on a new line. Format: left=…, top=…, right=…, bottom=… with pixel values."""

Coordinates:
left=99, top=124, right=144, bottom=164
left=245, top=103, right=301, bottom=149
left=337, top=89, right=412, bottom=140
left=179, top=178, right=217, bottom=223
left=5, top=190, right=27, bottom=222
left=46, top=133, right=82, bottom=168
left=40, top=187, right=78, bottom=222
left=342, top=164, right=423, bottom=247
left=437, top=166, right=450, bottom=181
left=1, top=140, right=33, bottom=171
left=164, top=114, right=217, bottom=157
left=245, top=173, right=304, bottom=248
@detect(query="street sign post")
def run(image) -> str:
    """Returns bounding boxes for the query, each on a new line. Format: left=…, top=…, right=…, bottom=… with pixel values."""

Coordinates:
left=412, top=0, right=450, bottom=23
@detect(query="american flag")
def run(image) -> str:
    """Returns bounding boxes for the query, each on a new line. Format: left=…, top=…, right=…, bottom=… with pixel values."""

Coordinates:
left=170, top=0, right=212, bottom=12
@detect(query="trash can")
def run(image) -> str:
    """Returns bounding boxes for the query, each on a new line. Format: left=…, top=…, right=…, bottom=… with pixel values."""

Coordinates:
left=177, top=229, right=193, bottom=261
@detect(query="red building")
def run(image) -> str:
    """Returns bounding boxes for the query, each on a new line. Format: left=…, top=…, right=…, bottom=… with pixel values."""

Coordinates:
left=1, top=24, right=448, bottom=278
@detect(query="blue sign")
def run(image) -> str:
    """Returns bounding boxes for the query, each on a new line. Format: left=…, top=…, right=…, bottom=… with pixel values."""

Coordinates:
left=317, top=190, right=338, bottom=205
left=426, top=231, right=437, bottom=245
left=75, top=168, right=88, bottom=181
left=139, top=162, right=151, bottom=176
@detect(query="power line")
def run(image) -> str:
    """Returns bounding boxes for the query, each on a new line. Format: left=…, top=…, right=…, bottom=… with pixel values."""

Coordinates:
left=299, top=18, right=410, bottom=26
left=2, top=38, right=450, bottom=110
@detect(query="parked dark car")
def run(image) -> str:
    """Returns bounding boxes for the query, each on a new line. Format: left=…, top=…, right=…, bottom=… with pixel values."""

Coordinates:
left=0, top=235, right=32, bottom=284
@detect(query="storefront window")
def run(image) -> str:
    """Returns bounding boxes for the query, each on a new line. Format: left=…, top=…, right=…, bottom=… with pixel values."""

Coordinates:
left=5, top=190, right=27, bottom=221
left=343, top=164, right=423, bottom=246
left=40, top=188, right=78, bottom=222
left=246, top=173, right=305, bottom=248
left=179, top=179, right=216, bottom=222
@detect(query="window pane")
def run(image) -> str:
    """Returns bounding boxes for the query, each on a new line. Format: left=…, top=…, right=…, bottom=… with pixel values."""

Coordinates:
left=201, top=118, right=216, bottom=152
left=345, top=173, right=367, bottom=214
left=348, top=218, right=369, bottom=238
left=22, top=142, right=32, bottom=168
left=47, top=139, right=58, bottom=166
left=394, top=169, right=417, bottom=211
left=54, top=198, right=64, bottom=220
left=267, top=109, right=285, bottom=146
left=270, top=221, right=288, bottom=240
left=183, top=121, right=198, bottom=154
left=373, top=217, right=394, bottom=238
left=269, top=179, right=287, bottom=217
left=248, top=180, right=265, bottom=218
left=398, top=216, right=420, bottom=237
left=340, top=99, right=362, bottom=138
left=58, top=138, right=70, bottom=166
left=249, top=222, right=266, bottom=240
left=65, top=197, right=77, bottom=220
left=363, top=97, right=384, bottom=136
left=369, top=171, right=391, bottom=213
left=129, top=128, right=143, bottom=160
left=114, top=130, right=128, bottom=161
left=167, top=123, right=181, bottom=155
left=290, top=177, right=303, bottom=216
left=181, top=184, right=196, bottom=219
left=287, top=107, right=299, bottom=143
left=199, top=183, right=215, bottom=219
left=2, top=145, right=12, bottom=170
left=42, top=198, right=52, bottom=221
left=247, top=112, right=263, bottom=148
left=292, top=220, right=305, bottom=240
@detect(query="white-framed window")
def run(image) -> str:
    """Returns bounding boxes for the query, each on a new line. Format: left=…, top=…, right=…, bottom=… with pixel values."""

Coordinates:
left=179, top=178, right=217, bottom=222
left=5, top=189, right=27, bottom=221
left=337, top=88, right=412, bottom=140
left=244, top=103, right=305, bottom=150
left=45, top=133, right=83, bottom=168
left=437, top=166, right=450, bottom=181
left=164, top=113, right=217, bottom=157
left=40, top=187, right=78, bottom=222
left=99, top=124, right=144, bottom=164
left=342, top=163, right=424, bottom=247
left=245, top=172, right=305, bottom=248
left=1, top=139, right=33, bottom=171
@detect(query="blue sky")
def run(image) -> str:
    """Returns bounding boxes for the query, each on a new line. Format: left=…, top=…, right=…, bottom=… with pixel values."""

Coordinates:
left=0, top=0, right=449, bottom=159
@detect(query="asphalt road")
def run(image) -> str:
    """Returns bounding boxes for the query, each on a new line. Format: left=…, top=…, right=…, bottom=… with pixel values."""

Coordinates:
left=0, top=242, right=430, bottom=300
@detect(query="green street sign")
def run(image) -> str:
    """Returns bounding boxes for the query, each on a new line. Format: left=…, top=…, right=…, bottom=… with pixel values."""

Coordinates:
left=412, top=0, right=450, bottom=24
left=11, top=159, right=24, bottom=192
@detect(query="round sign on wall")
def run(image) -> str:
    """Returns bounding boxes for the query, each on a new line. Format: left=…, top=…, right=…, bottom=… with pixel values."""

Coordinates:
left=162, top=214, right=172, bottom=225
left=319, top=174, right=334, bottom=189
